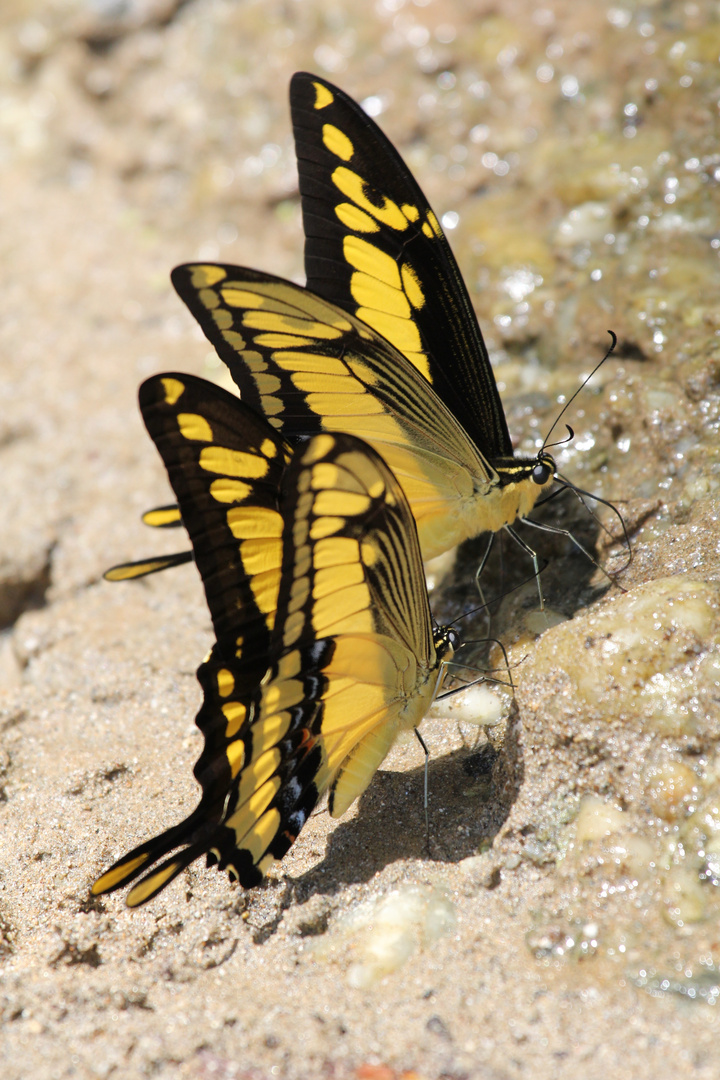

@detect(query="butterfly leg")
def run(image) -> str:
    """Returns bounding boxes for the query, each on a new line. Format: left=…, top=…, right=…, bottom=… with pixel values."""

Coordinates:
left=413, top=727, right=430, bottom=843
left=520, top=516, right=627, bottom=593
left=473, top=533, right=495, bottom=633
left=504, top=524, right=546, bottom=611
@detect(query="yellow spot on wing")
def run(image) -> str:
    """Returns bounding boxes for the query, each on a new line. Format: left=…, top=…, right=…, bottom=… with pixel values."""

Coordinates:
left=161, top=377, right=185, bottom=406
left=211, top=307, right=233, bottom=330
left=243, top=808, right=282, bottom=863
left=294, top=544, right=311, bottom=579
left=313, top=562, right=364, bottom=600
left=234, top=766, right=281, bottom=824
left=177, top=412, right=214, bottom=442
left=427, top=211, right=442, bottom=237
left=222, top=700, right=247, bottom=738
left=253, top=710, right=292, bottom=754
left=334, top=202, right=380, bottom=233
left=402, top=203, right=420, bottom=222
left=306, top=391, right=385, bottom=417
left=255, top=373, right=281, bottom=394
left=288, top=577, right=310, bottom=615
left=190, top=265, right=227, bottom=288
left=241, top=537, right=283, bottom=579
left=221, top=287, right=266, bottom=309
left=243, top=352, right=266, bottom=371
left=262, top=675, right=304, bottom=714
left=243, top=311, right=343, bottom=340
left=222, top=330, right=247, bottom=350
left=343, top=236, right=401, bottom=288
left=126, top=862, right=182, bottom=907
left=335, top=451, right=386, bottom=499
left=209, top=478, right=252, bottom=503
left=283, top=610, right=305, bottom=647
left=313, top=489, right=372, bottom=518
left=350, top=271, right=410, bottom=319
left=310, top=461, right=341, bottom=490
left=356, top=307, right=423, bottom=357
left=300, top=434, right=337, bottom=465
left=217, top=668, right=235, bottom=697
left=313, top=582, right=371, bottom=633
left=314, top=537, right=360, bottom=568
left=276, top=651, right=302, bottom=680
left=104, top=558, right=179, bottom=581
left=261, top=438, right=278, bottom=458
left=227, top=506, right=283, bottom=539
left=313, top=81, right=334, bottom=109
left=310, top=516, right=344, bottom=540
left=198, top=288, right=220, bottom=310
left=361, top=540, right=378, bottom=566
left=199, top=446, right=270, bottom=478
left=401, top=263, right=425, bottom=309
left=322, top=123, right=354, bottom=161
left=332, top=167, right=409, bottom=231
left=227, top=738, right=246, bottom=777
left=254, top=334, right=317, bottom=349
left=142, top=506, right=181, bottom=527
left=92, top=852, right=150, bottom=894
left=249, top=573, right=282, bottom=622
left=272, top=353, right=347, bottom=378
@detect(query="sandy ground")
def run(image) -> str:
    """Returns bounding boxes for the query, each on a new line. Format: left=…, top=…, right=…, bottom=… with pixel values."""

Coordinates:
left=2, top=1, right=720, bottom=1077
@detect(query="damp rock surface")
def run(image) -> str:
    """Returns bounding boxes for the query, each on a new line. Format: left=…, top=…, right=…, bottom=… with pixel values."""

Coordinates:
left=1, top=2, right=720, bottom=1079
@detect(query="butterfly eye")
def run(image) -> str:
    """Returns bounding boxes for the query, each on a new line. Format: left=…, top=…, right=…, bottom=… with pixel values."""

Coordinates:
left=532, top=460, right=553, bottom=486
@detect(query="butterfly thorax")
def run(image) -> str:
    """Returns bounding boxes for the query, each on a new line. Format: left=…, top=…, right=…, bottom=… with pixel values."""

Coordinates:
left=393, top=623, right=457, bottom=727
left=465, top=450, right=556, bottom=534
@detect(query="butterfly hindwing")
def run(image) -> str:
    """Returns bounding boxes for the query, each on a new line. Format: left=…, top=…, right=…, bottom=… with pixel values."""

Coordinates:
left=273, top=432, right=443, bottom=818
left=290, top=71, right=513, bottom=461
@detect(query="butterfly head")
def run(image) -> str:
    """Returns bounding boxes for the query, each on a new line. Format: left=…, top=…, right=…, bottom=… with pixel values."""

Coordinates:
left=531, top=451, right=556, bottom=487
left=433, top=624, right=461, bottom=662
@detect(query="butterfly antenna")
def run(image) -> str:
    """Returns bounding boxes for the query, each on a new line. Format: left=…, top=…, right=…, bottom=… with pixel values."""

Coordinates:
left=544, top=424, right=575, bottom=453
left=542, top=331, right=617, bottom=451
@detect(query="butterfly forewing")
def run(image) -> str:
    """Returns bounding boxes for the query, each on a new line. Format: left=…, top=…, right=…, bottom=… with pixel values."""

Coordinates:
left=118, top=73, right=558, bottom=590
left=290, top=71, right=512, bottom=460
left=138, top=375, right=291, bottom=813
left=93, top=413, right=453, bottom=905
left=138, top=373, right=289, bottom=659
left=171, top=263, right=499, bottom=561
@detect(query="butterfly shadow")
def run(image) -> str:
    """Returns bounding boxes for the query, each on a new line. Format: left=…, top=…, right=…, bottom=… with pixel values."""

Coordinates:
left=434, top=480, right=619, bottom=639
left=289, top=719, right=523, bottom=904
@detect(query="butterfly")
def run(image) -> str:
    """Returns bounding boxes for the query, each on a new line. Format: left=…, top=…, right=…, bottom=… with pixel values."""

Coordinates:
left=106, top=71, right=564, bottom=589
left=92, top=372, right=458, bottom=906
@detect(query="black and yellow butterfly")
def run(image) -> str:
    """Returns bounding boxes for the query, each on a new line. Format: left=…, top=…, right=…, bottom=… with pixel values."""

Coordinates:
left=93, top=372, right=457, bottom=906
left=107, top=71, right=563, bottom=587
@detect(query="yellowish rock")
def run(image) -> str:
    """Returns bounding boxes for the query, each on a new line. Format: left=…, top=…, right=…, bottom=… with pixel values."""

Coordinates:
left=575, top=795, right=625, bottom=843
